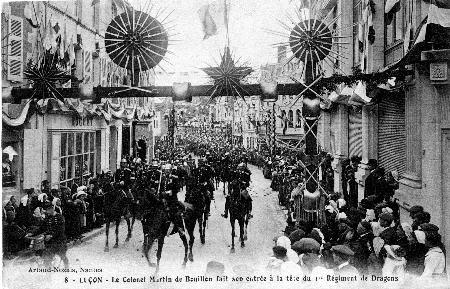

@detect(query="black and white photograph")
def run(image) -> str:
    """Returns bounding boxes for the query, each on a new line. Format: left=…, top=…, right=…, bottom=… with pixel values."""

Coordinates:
left=1, top=0, right=449, bottom=288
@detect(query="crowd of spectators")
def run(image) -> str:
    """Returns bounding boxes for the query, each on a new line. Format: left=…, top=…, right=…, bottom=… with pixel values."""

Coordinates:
left=3, top=179, right=105, bottom=258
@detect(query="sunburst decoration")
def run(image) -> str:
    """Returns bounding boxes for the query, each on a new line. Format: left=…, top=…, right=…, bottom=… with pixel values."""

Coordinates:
left=104, top=0, right=176, bottom=79
left=202, top=46, right=253, bottom=101
left=23, top=51, right=71, bottom=102
left=266, top=1, right=352, bottom=78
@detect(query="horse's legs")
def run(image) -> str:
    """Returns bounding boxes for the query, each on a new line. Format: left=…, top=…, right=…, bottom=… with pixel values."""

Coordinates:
left=113, top=219, right=120, bottom=248
left=155, top=236, right=165, bottom=274
left=188, top=219, right=195, bottom=262
left=143, top=235, right=156, bottom=267
left=239, top=218, right=245, bottom=248
left=230, top=217, right=236, bottom=253
left=125, top=216, right=132, bottom=242
left=202, top=211, right=208, bottom=243
left=199, top=215, right=205, bottom=244
left=179, top=231, right=189, bottom=267
left=104, top=220, right=110, bottom=252
left=244, top=217, right=249, bottom=241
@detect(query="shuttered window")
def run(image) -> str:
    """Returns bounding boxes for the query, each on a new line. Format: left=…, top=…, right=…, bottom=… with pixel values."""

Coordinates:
left=83, top=50, right=92, bottom=83
left=378, top=94, right=406, bottom=175
left=348, top=108, right=363, bottom=158
left=7, top=15, right=23, bottom=82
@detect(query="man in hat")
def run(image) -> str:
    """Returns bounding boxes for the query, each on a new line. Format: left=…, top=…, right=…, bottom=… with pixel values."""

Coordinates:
left=198, top=157, right=215, bottom=201
left=364, top=159, right=379, bottom=199
left=331, top=245, right=358, bottom=276
left=34, top=201, right=69, bottom=269
left=160, top=164, right=185, bottom=236
left=115, top=158, right=132, bottom=191
left=221, top=169, right=253, bottom=219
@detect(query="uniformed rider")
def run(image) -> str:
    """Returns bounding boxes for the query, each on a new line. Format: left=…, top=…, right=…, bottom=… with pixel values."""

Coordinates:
left=159, top=164, right=185, bottom=236
left=221, top=163, right=253, bottom=219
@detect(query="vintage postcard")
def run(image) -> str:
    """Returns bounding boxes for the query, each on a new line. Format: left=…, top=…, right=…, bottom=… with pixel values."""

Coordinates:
left=2, top=0, right=449, bottom=288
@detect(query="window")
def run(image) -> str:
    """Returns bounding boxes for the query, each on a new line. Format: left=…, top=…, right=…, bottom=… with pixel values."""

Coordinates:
left=385, top=0, right=405, bottom=47
left=75, top=0, right=83, bottom=21
left=60, top=131, right=96, bottom=188
left=296, top=109, right=302, bottom=128
left=353, top=0, right=363, bottom=66
left=288, top=110, right=294, bottom=128
left=93, top=2, right=100, bottom=32
left=281, top=110, right=286, bottom=127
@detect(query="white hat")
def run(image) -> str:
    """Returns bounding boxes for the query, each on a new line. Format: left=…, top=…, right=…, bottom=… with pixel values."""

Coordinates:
left=37, top=193, right=47, bottom=203
left=337, top=198, right=346, bottom=209
left=77, top=186, right=87, bottom=192
left=75, top=191, right=87, bottom=199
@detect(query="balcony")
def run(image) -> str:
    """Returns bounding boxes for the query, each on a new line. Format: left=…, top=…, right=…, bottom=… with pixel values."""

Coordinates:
left=385, top=40, right=404, bottom=67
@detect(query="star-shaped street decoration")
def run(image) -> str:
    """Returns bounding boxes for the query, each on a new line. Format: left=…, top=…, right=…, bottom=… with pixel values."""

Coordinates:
left=202, top=46, right=253, bottom=101
left=24, top=51, right=72, bottom=102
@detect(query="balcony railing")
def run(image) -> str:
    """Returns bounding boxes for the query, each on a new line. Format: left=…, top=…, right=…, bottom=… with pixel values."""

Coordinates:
left=385, top=40, right=404, bottom=67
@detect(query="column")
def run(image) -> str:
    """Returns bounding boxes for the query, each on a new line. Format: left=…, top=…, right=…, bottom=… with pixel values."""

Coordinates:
left=49, top=132, right=61, bottom=189
left=332, top=104, right=348, bottom=194
left=356, top=106, right=371, bottom=201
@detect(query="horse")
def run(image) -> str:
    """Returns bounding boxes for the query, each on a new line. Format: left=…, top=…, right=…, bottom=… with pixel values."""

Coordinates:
left=228, top=181, right=251, bottom=253
left=184, top=175, right=209, bottom=261
left=141, top=193, right=189, bottom=274
left=102, top=182, right=134, bottom=252
left=220, top=162, right=232, bottom=196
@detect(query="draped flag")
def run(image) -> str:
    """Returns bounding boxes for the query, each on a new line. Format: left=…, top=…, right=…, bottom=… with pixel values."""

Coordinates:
left=198, top=0, right=229, bottom=40
left=413, top=1, right=450, bottom=48
left=24, top=4, right=39, bottom=28
left=385, top=0, right=400, bottom=25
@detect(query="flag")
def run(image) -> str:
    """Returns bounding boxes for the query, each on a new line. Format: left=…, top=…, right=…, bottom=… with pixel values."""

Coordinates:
left=91, top=0, right=100, bottom=6
left=68, top=37, right=75, bottom=66
left=198, top=0, right=228, bottom=40
left=385, top=0, right=400, bottom=25
left=24, top=4, right=39, bottom=28
left=403, top=21, right=413, bottom=54
left=413, top=1, right=450, bottom=48
left=368, top=6, right=375, bottom=44
left=358, top=23, right=364, bottom=53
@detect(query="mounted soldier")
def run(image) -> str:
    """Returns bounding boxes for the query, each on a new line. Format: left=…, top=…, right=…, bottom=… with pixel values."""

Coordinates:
left=159, top=164, right=185, bottom=236
left=198, top=158, right=215, bottom=201
left=114, top=159, right=132, bottom=191
left=222, top=164, right=253, bottom=220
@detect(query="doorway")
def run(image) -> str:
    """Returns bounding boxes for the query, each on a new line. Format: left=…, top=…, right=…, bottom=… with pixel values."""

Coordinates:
left=109, top=126, right=117, bottom=172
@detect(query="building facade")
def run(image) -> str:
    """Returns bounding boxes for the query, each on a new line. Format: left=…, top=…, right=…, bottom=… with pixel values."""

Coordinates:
left=260, top=47, right=305, bottom=149
left=2, top=0, right=156, bottom=200
left=313, top=0, right=450, bottom=269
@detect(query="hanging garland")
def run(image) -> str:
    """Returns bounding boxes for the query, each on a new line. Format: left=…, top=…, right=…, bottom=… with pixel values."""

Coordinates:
left=315, top=66, right=411, bottom=95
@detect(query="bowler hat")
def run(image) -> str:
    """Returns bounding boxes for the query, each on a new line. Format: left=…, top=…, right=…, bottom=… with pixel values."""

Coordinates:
left=331, top=245, right=354, bottom=256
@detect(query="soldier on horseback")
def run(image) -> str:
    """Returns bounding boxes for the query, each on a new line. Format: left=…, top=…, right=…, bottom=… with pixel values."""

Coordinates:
left=159, top=163, right=185, bottom=237
left=221, top=162, right=253, bottom=220
left=114, top=159, right=132, bottom=190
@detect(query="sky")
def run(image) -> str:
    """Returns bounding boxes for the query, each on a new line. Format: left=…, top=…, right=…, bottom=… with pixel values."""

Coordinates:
left=127, top=0, right=296, bottom=85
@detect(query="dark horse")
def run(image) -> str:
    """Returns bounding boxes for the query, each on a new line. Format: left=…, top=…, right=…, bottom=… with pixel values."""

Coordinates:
left=184, top=170, right=210, bottom=257
left=228, top=181, right=250, bottom=253
left=141, top=193, right=189, bottom=274
left=220, top=162, right=232, bottom=196
left=102, top=182, right=133, bottom=252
